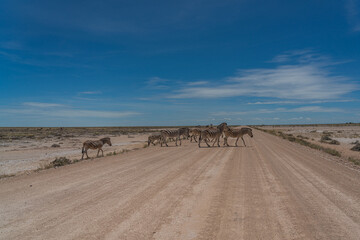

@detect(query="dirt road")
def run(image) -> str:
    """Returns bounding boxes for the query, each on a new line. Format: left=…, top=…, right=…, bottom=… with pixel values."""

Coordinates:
left=1, top=129, right=360, bottom=240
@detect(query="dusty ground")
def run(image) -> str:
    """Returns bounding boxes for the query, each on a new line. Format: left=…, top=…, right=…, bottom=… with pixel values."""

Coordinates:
left=0, top=134, right=149, bottom=176
left=259, top=125, right=360, bottom=160
left=1, top=129, right=360, bottom=240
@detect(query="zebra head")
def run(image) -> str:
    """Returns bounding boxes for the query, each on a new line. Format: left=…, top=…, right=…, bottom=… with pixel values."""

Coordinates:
left=248, top=128, right=253, bottom=138
left=217, top=122, right=229, bottom=133
left=101, top=137, right=112, bottom=146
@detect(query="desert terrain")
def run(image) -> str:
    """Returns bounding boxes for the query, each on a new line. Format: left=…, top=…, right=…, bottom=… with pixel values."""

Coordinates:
left=0, top=127, right=163, bottom=176
left=0, top=127, right=360, bottom=239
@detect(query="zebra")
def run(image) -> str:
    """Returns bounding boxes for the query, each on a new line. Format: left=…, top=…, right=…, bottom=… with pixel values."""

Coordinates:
left=198, top=122, right=229, bottom=148
left=148, top=133, right=162, bottom=146
left=81, top=137, right=112, bottom=159
left=179, top=127, right=190, bottom=140
left=223, top=127, right=253, bottom=147
left=160, top=128, right=190, bottom=147
left=189, top=128, right=201, bottom=142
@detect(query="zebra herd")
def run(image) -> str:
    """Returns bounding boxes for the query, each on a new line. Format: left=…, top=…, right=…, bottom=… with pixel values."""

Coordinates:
left=81, top=123, right=253, bottom=159
left=148, top=122, right=253, bottom=148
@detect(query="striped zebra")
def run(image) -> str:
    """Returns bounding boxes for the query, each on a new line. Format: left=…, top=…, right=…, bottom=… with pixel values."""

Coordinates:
left=189, top=128, right=201, bottom=142
left=148, top=133, right=162, bottom=146
left=160, top=128, right=189, bottom=147
left=198, top=122, right=229, bottom=148
left=223, top=127, right=253, bottom=147
left=81, top=137, right=112, bottom=159
left=179, top=127, right=190, bottom=140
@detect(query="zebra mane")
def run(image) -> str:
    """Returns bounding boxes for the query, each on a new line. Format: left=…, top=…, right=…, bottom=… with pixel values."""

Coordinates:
left=100, top=137, right=110, bottom=142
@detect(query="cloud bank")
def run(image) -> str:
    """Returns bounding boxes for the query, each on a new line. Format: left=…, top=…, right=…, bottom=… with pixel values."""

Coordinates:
left=170, top=51, right=357, bottom=100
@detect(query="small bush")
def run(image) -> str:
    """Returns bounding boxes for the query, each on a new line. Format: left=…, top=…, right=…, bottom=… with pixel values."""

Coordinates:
left=328, top=139, right=340, bottom=145
left=51, top=157, right=71, bottom=167
left=351, top=143, right=360, bottom=152
left=348, top=157, right=360, bottom=165
left=320, top=135, right=332, bottom=142
left=51, top=144, right=60, bottom=148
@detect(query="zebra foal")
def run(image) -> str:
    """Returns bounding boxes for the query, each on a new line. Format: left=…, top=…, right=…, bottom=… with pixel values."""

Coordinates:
left=223, top=127, right=253, bottom=147
left=198, top=122, right=229, bottom=148
left=81, top=137, right=112, bottom=159
left=189, top=128, right=201, bottom=142
left=148, top=133, right=162, bottom=146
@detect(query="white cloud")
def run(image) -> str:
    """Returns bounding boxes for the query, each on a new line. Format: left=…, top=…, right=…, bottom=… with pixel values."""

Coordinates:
left=187, top=81, right=209, bottom=86
left=211, top=106, right=342, bottom=116
left=290, top=106, right=342, bottom=113
left=147, top=77, right=170, bottom=89
left=346, top=0, right=360, bottom=32
left=2, top=108, right=140, bottom=118
left=169, top=51, right=357, bottom=100
left=247, top=99, right=355, bottom=105
left=23, top=102, right=65, bottom=108
left=79, top=91, right=102, bottom=95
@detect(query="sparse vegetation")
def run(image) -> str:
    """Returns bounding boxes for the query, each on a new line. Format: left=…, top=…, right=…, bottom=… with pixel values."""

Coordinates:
left=51, top=157, right=72, bottom=167
left=256, top=128, right=341, bottom=157
left=51, top=144, right=61, bottom=148
left=0, top=173, right=15, bottom=179
left=348, top=157, right=360, bottom=165
left=350, top=143, right=360, bottom=152
left=320, top=134, right=340, bottom=145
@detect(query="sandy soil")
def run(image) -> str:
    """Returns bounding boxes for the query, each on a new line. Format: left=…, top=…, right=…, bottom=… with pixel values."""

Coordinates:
left=0, top=134, right=151, bottom=176
left=260, top=125, right=360, bottom=160
left=1, top=129, right=360, bottom=240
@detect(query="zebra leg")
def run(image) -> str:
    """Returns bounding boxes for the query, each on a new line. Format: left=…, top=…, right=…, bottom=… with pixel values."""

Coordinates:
left=179, top=136, right=181, bottom=146
left=86, top=150, right=89, bottom=159
left=205, top=138, right=210, bottom=147
left=212, top=138, right=216, bottom=147
left=101, top=149, right=104, bottom=156
left=217, top=136, right=221, bottom=147
left=235, top=137, right=239, bottom=147
left=97, top=149, right=100, bottom=157
left=194, top=136, right=198, bottom=143
left=241, top=137, right=246, bottom=147
left=224, top=137, right=229, bottom=146
left=198, top=134, right=202, bottom=148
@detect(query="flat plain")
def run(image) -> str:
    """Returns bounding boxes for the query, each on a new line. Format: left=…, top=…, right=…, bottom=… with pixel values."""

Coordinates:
left=0, top=127, right=360, bottom=240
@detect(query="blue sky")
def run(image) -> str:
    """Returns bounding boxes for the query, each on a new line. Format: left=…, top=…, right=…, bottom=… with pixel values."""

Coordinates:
left=0, top=0, right=359, bottom=126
